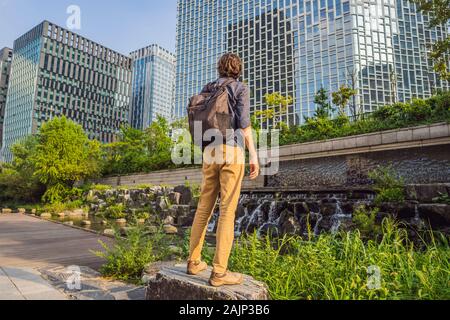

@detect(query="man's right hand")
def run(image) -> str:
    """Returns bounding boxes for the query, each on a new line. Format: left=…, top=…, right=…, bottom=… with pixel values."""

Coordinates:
left=249, top=156, right=260, bottom=180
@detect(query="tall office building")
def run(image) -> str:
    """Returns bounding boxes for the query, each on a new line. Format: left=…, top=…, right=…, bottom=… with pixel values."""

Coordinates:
left=2, top=21, right=132, bottom=162
left=0, top=47, right=13, bottom=149
left=130, top=44, right=176, bottom=129
left=174, top=0, right=449, bottom=126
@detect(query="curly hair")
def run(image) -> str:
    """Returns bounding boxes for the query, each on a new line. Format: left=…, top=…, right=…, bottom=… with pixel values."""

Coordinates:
left=217, top=53, right=242, bottom=79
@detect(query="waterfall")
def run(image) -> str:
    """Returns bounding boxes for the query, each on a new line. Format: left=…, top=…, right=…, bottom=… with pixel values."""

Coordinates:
left=330, top=196, right=352, bottom=235
left=207, top=212, right=218, bottom=233
left=246, top=202, right=264, bottom=233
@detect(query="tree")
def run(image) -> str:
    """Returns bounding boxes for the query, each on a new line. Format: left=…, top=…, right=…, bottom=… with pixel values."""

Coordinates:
left=255, top=92, right=293, bottom=128
left=332, top=85, right=358, bottom=117
left=313, top=87, right=334, bottom=119
left=102, top=126, right=149, bottom=175
left=0, top=136, right=44, bottom=203
left=410, top=0, right=450, bottom=81
left=32, top=116, right=101, bottom=203
left=346, top=67, right=361, bottom=118
left=144, top=116, right=175, bottom=171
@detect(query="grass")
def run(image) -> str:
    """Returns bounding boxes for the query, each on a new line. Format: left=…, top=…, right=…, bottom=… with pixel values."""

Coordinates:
left=228, top=219, right=450, bottom=300
left=94, top=218, right=449, bottom=299
left=92, top=224, right=170, bottom=284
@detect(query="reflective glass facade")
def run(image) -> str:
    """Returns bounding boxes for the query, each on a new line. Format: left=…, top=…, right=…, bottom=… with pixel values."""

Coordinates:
left=0, top=47, right=13, bottom=149
left=175, top=0, right=449, bottom=126
left=130, top=44, right=176, bottom=129
left=2, top=21, right=132, bottom=162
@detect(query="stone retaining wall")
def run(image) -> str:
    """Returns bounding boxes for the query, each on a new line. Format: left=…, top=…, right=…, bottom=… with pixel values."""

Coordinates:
left=96, top=123, right=450, bottom=190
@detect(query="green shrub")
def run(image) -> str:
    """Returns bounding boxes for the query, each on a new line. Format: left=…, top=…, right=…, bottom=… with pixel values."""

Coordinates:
left=433, top=192, right=450, bottom=205
left=229, top=219, right=450, bottom=300
left=369, top=166, right=405, bottom=205
left=105, top=204, right=126, bottom=219
left=352, top=205, right=381, bottom=238
left=93, top=225, right=157, bottom=283
left=136, top=184, right=153, bottom=190
left=91, top=184, right=112, bottom=192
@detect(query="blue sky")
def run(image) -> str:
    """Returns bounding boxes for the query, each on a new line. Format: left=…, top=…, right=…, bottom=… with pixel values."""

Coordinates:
left=0, top=0, right=177, bottom=54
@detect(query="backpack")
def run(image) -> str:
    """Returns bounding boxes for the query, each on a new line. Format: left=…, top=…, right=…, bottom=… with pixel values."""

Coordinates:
left=187, top=79, right=236, bottom=148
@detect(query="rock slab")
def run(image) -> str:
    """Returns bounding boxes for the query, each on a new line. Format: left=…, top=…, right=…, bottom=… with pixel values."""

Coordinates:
left=145, top=264, right=270, bottom=300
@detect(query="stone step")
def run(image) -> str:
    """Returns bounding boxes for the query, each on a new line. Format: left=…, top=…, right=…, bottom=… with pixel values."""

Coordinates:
left=145, top=264, right=270, bottom=300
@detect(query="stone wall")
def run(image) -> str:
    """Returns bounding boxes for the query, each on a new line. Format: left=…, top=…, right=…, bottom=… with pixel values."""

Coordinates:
left=96, top=167, right=265, bottom=190
left=268, top=145, right=450, bottom=188
left=95, top=123, right=450, bottom=191
left=267, top=122, right=450, bottom=189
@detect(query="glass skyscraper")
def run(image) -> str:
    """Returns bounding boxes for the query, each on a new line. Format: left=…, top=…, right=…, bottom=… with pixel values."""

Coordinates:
left=130, top=44, right=176, bottom=129
left=0, top=47, right=13, bottom=149
left=1, top=21, right=132, bottom=162
left=174, top=0, right=449, bottom=126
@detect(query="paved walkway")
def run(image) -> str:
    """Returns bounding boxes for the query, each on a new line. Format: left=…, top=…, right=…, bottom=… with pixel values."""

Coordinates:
left=0, top=266, right=66, bottom=300
left=0, top=213, right=144, bottom=300
left=0, top=213, right=112, bottom=269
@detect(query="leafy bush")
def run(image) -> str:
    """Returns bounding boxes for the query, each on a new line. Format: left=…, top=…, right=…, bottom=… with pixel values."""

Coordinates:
left=104, top=204, right=126, bottom=219
left=433, top=192, right=450, bottom=205
left=91, top=184, right=112, bottom=192
left=352, top=205, right=381, bottom=238
left=229, top=219, right=450, bottom=300
left=93, top=225, right=157, bottom=283
left=369, top=166, right=405, bottom=205
left=43, top=200, right=86, bottom=214
left=277, top=91, right=450, bottom=147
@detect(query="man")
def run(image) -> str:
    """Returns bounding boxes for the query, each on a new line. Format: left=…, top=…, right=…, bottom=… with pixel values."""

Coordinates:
left=187, top=53, right=260, bottom=287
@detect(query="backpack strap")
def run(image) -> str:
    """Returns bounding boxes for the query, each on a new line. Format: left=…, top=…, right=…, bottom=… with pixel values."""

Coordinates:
left=212, top=78, right=236, bottom=90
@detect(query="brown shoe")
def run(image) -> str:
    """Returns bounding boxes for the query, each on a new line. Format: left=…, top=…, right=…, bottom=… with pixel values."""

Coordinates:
left=187, top=261, right=208, bottom=275
left=209, top=271, right=244, bottom=287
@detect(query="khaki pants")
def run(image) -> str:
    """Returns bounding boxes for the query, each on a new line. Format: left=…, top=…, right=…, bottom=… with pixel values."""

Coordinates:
left=189, top=144, right=245, bottom=274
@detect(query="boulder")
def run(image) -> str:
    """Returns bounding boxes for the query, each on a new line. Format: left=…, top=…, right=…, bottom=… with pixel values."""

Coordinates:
left=278, top=210, right=301, bottom=235
left=173, top=185, right=193, bottom=205
left=116, top=218, right=127, bottom=224
left=290, top=202, right=309, bottom=218
left=81, top=220, right=92, bottom=226
left=406, top=184, right=450, bottom=202
left=164, top=225, right=178, bottom=235
left=419, top=204, right=450, bottom=227
left=320, top=202, right=337, bottom=216
left=397, top=201, right=419, bottom=219
left=145, top=264, right=270, bottom=300
left=168, top=192, right=182, bottom=205
left=162, top=216, right=175, bottom=225
left=156, top=196, right=169, bottom=211
left=56, top=212, right=65, bottom=218
left=1, top=208, right=12, bottom=214
left=64, top=221, right=74, bottom=226
left=169, top=205, right=191, bottom=218
left=69, top=209, right=85, bottom=217
left=103, top=229, right=115, bottom=236
left=40, top=212, right=52, bottom=219
left=18, top=208, right=26, bottom=214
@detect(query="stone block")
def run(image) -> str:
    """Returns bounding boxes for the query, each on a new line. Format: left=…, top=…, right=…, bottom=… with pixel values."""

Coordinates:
left=396, top=129, right=413, bottom=142
left=412, top=127, right=430, bottom=140
left=429, top=124, right=449, bottom=139
left=145, top=264, right=270, bottom=300
left=381, top=131, right=397, bottom=144
left=419, top=204, right=450, bottom=227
